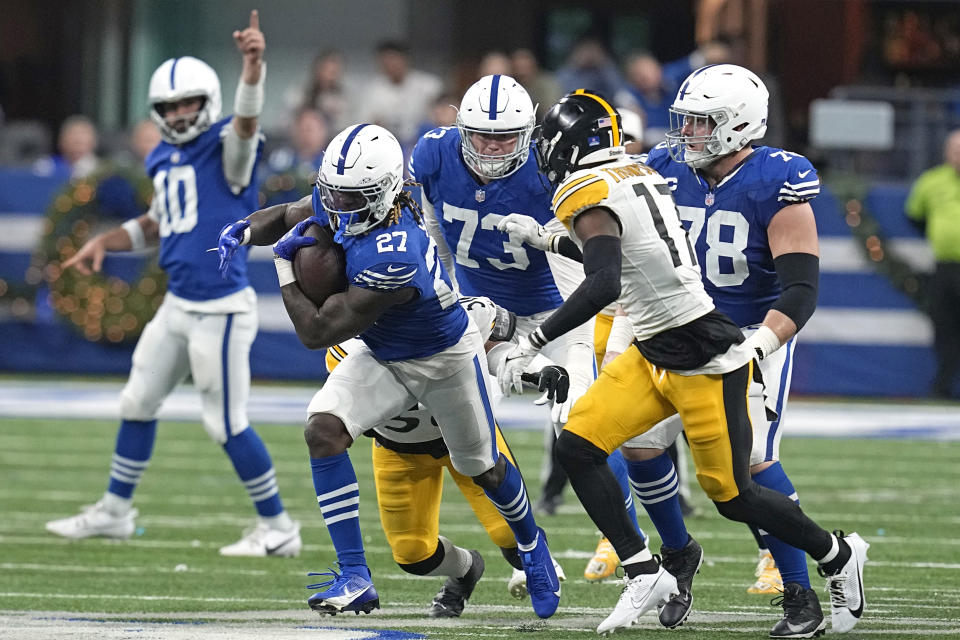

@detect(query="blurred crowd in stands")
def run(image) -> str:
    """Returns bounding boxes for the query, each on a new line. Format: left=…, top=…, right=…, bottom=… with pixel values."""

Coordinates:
left=0, top=36, right=783, bottom=194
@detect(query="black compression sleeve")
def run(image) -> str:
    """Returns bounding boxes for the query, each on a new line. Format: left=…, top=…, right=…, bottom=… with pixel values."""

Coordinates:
left=540, top=235, right=621, bottom=342
left=553, top=235, right=583, bottom=262
left=771, top=252, right=819, bottom=331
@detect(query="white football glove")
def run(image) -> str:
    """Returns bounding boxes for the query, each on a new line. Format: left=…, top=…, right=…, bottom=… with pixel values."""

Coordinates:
left=551, top=377, right=590, bottom=425
left=498, top=333, right=542, bottom=396
left=497, top=214, right=553, bottom=252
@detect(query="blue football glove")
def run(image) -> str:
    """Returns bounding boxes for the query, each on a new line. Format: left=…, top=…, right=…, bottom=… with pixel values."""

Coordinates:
left=217, top=219, right=251, bottom=279
left=273, top=217, right=318, bottom=262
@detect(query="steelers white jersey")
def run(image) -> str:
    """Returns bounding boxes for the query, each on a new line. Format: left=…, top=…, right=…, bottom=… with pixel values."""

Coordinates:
left=324, top=295, right=501, bottom=446
left=552, top=158, right=714, bottom=341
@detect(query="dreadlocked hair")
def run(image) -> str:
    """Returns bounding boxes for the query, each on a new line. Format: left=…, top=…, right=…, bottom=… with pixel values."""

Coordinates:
left=384, top=180, right=424, bottom=226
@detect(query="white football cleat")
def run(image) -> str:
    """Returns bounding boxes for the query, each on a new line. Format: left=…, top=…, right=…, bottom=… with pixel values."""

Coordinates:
left=507, top=554, right=566, bottom=599
left=219, top=520, right=302, bottom=557
left=821, top=531, right=869, bottom=633
left=45, top=502, right=137, bottom=540
left=596, top=566, right=679, bottom=635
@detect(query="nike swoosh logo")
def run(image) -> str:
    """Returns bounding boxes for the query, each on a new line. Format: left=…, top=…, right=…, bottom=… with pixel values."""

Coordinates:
left=798, top=170, right=811, bottom=178
left=386, top=265, right=409, bottom=273
left=264, top=533, right=299, bottom=555
left=849, top=556, right=865, bottom=618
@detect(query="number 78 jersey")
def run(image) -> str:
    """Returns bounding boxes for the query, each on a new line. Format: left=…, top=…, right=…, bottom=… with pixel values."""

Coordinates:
left=640, top=144, right=820, bottom=327
left=552, top=159, right=715, bottom=341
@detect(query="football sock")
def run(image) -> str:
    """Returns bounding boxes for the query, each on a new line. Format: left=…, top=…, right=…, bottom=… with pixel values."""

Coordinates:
left=627, top=452, right=689, bottom=549
left=501, top=545, right=523, bottom=570
left=426, top=536, right=474, bottom=578
left=748, top=523, right=768, bottom=550
left=223, top=428, right=283, bottom=518
left=752, top=462, right=810, bottom=588
left=484, top=454, right=538, bottom=547
left=556, top=432, right=647, bottom=563
left=621, top=552, right=658, bottom=578
left=311, top=452, right=368, bottom=571
left=817, top=534, right=851, bottom=575
left=106, top=419, right=156, bottom=502
left=608, top=448, right=646, bottom=539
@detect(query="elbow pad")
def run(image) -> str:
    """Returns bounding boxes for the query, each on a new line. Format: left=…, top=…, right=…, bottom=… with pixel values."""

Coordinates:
left=582, top=235, right=622, bottom=306
left=771, top=252, right=819, bottom=330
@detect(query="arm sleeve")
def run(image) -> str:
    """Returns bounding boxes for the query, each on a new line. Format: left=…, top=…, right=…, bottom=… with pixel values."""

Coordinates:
left=770, top=252, right=819, bottom=331
left=540, top=234, right=621, bottom=342
left=422, top=198, right=458, bottom=292
left=221, top=125, right=262, bottom=194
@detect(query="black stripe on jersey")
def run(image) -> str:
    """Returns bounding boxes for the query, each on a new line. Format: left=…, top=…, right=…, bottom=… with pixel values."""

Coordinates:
left=633, top=182, right=688, bottom=267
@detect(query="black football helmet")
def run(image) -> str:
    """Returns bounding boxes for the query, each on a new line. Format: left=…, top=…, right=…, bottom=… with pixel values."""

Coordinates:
left=535, top=89, right=625, bottom=187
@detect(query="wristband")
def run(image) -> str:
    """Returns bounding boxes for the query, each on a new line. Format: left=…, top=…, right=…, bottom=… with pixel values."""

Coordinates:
left=240, top=225, right=252, bottom=245
left=605, top=314, right=634, bottom=354
left=528, top=327, right=549, bottom=349
left=234, top=63, right=266, bottom=118
left=274, top=256, right=296, bottom=287
left=121, top=218, right=145, bottom=251
left=745, top=325, right=780, bottom=360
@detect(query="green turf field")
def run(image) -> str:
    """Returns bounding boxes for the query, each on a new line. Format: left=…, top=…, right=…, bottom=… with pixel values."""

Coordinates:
left=1, top=417, right=958, bottom=638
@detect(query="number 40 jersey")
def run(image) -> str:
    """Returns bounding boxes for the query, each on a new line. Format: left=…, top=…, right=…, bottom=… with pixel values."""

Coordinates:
left=410, top=126, right=563, bottom=317
left=639, top=143, right=820, bottom=328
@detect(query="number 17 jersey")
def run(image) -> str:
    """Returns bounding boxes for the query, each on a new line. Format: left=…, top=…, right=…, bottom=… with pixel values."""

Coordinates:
left=410, top=126, right=563, bottom=316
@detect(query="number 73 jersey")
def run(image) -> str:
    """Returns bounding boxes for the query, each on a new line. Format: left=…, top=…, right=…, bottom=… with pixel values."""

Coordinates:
left=640, top=144, right=820, bottom=327
left=552, top=159, right=715, bottom=341
left=410, top=127, right=563, bottom=316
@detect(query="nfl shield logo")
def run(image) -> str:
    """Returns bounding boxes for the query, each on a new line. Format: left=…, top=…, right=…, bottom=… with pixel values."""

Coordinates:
left=475, top=189, right=486, bottom=203
left=705, top=192, right=715, bottom=206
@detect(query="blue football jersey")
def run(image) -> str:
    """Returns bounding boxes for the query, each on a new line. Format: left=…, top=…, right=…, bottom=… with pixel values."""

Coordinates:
left=409, top=127, right=563, bottom=316
left=641, top=144, right=820, bottom=327
left=145, top=117, right=263, bottom=301
left=310, top=187, right=469, bottom=361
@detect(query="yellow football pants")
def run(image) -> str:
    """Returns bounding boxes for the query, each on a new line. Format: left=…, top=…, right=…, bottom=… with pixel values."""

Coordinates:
left=371, top=425, right=518, bottom=565
left=563, top=346, right=752, bottom=503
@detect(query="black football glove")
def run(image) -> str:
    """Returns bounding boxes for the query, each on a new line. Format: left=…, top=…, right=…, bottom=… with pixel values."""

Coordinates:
left=521, top=365, right=570, bottom=404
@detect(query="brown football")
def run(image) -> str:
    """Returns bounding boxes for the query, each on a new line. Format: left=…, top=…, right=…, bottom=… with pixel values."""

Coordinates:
left=292, top=222, right=348, bottom=306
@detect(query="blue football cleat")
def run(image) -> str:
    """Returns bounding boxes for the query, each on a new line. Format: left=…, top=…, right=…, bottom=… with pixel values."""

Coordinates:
left=519, top=528, right=561, bottom=618
left=306, top=566, right=380, bottom=616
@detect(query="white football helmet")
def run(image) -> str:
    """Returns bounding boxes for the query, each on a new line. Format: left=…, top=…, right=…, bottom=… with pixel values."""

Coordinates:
left=456, top=74, right=536, bottom=179
left=665, top=64, right=768, bottom=168
left=148, top=56, right=222, bottom=145
left=316, top=124, right=404, bottom=240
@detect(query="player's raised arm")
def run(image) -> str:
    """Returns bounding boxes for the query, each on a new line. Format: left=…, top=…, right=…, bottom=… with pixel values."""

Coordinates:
left=232, top=9, right=265, bottom=138
left=222, top=9, right=265, bottom=194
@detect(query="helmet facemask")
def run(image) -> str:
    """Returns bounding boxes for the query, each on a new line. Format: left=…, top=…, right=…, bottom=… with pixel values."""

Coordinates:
left=317, top=123, right=405, bottom=242
left=148, top=57, right=222, bottom=145
left=665, top=108, right=727, bottom=168
left=666, top=64, right=769, bottom=169
left=458, top=116, right=535, bottom=179
left=318, top=171, right=400, bottom=240
left=456, top=74, right=536, bottom=180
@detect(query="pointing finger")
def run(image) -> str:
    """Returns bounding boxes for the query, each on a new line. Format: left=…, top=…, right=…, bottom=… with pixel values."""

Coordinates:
left=249, top=9, right=259, bottom=30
